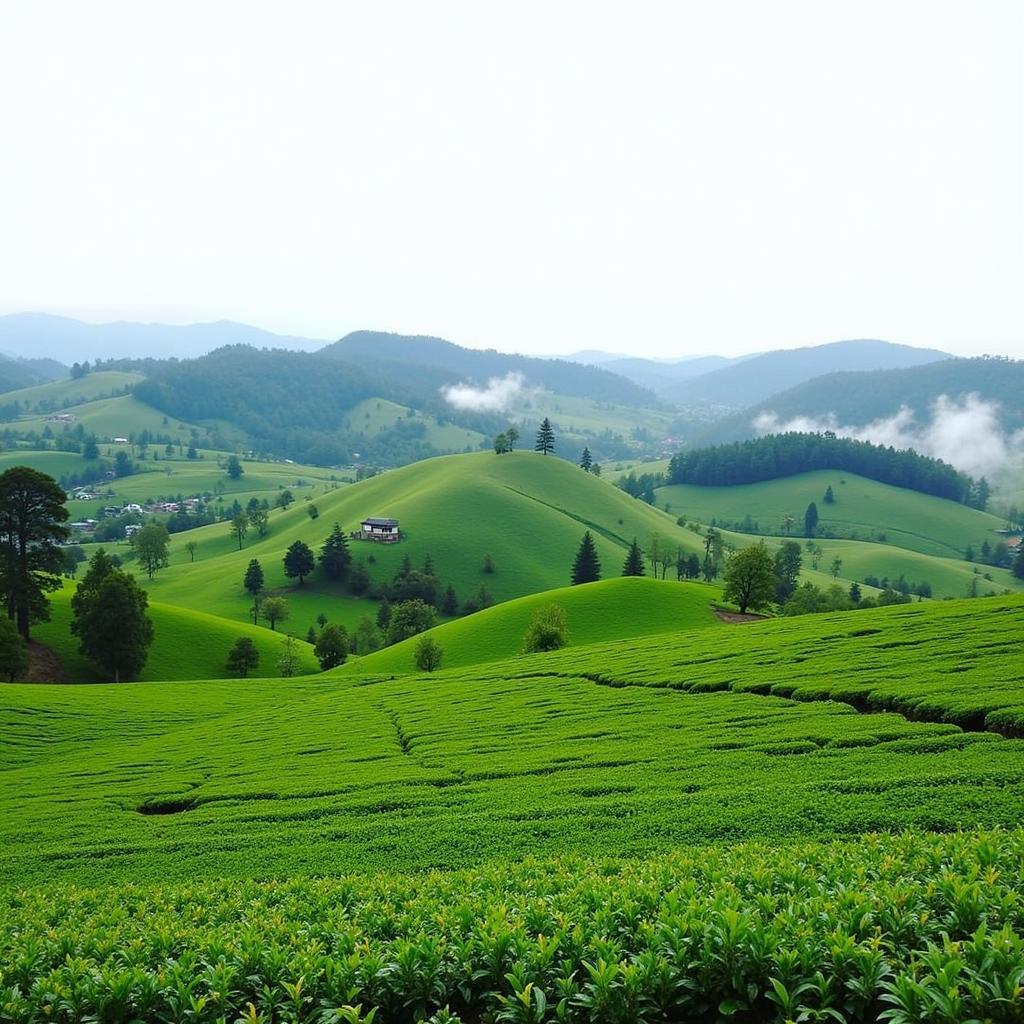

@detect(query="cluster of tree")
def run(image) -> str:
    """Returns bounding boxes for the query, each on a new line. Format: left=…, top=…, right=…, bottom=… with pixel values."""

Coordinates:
left=70, top=549, right=155, bottom=681
left=667, top=433, right=979, bottom=506
left=862, top=574, right=932, bottom=598
left=492, top=426, right=521, bottom=454
left=617, top=470, right=664, bottom=504
left=577, top=448, right=601, bottom=475
left=965, top=539, right=1017, bottom=569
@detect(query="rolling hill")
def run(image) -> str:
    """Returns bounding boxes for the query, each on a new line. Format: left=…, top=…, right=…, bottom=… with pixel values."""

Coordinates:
left=662, top=338, right=949, bottom=410
left=0, top=369, right=142, bottom=415
left=0, top=351, right=66, bottom=395
left=657, top=469, right=1007, bottom=559
left=32, top=582, right=318, bottom=683
left=339, top=576, right=723, bottom=674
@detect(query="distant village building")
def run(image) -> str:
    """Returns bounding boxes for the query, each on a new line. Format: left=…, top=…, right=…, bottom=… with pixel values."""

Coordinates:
left=355, top=517, right=401, bottom=543
left=69, top=519, right=98, bottom=534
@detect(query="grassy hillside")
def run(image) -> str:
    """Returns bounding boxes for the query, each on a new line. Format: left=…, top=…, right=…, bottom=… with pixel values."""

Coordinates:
left=0, top=369, right=142, bottom=412
left=340, top=576, right=723, bottom=674
left=344, top=397, right=485, bottom=451
left=15, top=393, right=206, bottom=442
left=31, top=582, right=318, bottom=682
left=2, top=595, right=1022, bottom=889
left=135, top=451, right=707, bottom=630
left=658, top=469, right=1006, bottom=558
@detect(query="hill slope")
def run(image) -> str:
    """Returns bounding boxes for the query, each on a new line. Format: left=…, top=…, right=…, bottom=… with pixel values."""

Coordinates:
left=664, top=339, right=948, bottom=410
left=140, top=451, right=707, bottom=629
left=31, top=582, right=318, bottom=682
left=340, top=576, right=723, bottom=674
left=2, top=595, right=1022, bottom=887
left=658, top=470, right=1004, bottom=558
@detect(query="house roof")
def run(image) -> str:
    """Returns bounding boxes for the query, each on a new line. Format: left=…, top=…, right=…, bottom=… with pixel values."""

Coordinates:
left=362, top=517, right=399, bottom=527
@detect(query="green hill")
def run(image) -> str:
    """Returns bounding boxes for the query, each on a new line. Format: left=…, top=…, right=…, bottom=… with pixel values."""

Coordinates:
left=31, top=582, right=318, bottom=682
left=340, top=576, right=723, bottom=674
left=658, top=469, right=1006, bottom=559
left=344, top=397, right=485, bottom=452
left=2, top=595, right=1022, bottom=888
left=136, top=451, right=708, bottom=630
left=0, top=369, right=142, bottom=413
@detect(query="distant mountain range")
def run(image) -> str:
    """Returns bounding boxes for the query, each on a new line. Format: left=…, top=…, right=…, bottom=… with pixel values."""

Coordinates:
left=0, top=351, right=67, bottom=393
left=0, top=313, right=326, bottom=363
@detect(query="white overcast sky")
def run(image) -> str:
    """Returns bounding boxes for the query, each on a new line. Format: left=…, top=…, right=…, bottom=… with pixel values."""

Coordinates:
left=1, top=1, right=1021, bottom=358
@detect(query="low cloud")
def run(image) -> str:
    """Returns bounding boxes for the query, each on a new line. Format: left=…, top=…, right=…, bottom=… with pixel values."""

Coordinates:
left=442, top=371, right=526, bottom=412
left=753, top=393, right=1024, bottom=479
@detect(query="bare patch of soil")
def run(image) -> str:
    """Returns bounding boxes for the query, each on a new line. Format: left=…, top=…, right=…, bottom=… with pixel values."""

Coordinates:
left=713, top=609, right=768, bottom=624
left=24, top=642, right=64, bottom=683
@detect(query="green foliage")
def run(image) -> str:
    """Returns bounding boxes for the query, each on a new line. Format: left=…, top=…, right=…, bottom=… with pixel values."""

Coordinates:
left=534, top=417, right=555, bottom=455
left=387, top=599, right=437, bottom=645
left=521, top=603, right=568, bottom=653
left=131, top=521, right=170, bottom=579
left=71, top=569, right=154, bottom=682
left=243, top=558, right=264, bottom=599
left=571, top=531, right=601, bottom=585
left=261, top=595, right=289, bottom=631
left=782, top=581, right=854, bottom=616
left=621, top=538, right=645, bottom=577
left=579, top=446, right=592, bottom=471
left=315, top=623, right=349, bottom=670
left=773, top=540, right=802, bottom=603
left=226, top=454, right=244, bottom=479
left=805, top=500, right=819, bottom=537
left=0, top=616, right=29, bottom=682
left=230, top=513, right=248, bottom=549
left=722, top=542, right=776, bottom=614
left=414, top=635, right=443, bottom=672
left=226, top=636, right=260, bottom=678
left=320, top=523, right=352, bottom=580
left=353, top=616, right=383, bottom=655
left=0, top=465, right=69, bottom=638
left=668, top=432, right=975, bottom=503
left=283, top=539, right=315, bottom=584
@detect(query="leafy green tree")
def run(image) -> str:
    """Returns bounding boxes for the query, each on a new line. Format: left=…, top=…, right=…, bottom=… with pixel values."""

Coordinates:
left=72, top=570, right=154, bottom=682
left=353, top=616, right=383, bottom=655
left=622, top=538, right=645, bottom=577
left=244, top=559, right=264, bottom=622
left=0, top=466, right=69, bottom=639
left=804, top=502, right=819, bottom=538
left=773, top=541, right=802, bottom=603
left=781, top=512, right=795, bottom=535
left=722, top=543, right=776, bottom=615
left=307, top=503, right=319, bottom=520
left=702, top=528, right=724, bottom=582
left=522, top=604, right=568, bottom=653
left=247, top=499, right=270, bottom=537
left=82, top=438, right=100, bottom=460
left=261, top=596, right=289, bottom=631
left=226, top=455, right=244, bottom=479
left=276, top=489, right=294, bottom=509
left=319, top=524, right=351, bottom=580
left=185, top=540, right=198, bottom=562
left=506, top=426, right=520, bottom=450
left=440, top=585, right=459, bottom=616
left=493, top=432, right=509, bottom=454
left=571, top=530, right=601, bottom=585
left=314, top=624, right=349, bottom=670
left=376, top=598, right=392, bottom=630
left=348, top=560, right=370, bottom=594
left=386, top=599, right=437, bottom=645
left=226, top=636, right=260, bottom=678
left=848, top=581, right=862, bottom=604
left=187, top=444, right=198, bottom=460
left=535, top=417, right=555, bottom=455
left=316, top=612, right=328, bottom=629
left=829, top=555, right=843, bottom=579
left=0, top=617, right=29, bottom=682
left=114, top=450, right=134, bottom=478
left=579, top=447, right=593, bottom=471
left=277, top=634, right=300, bottom=677
left=131, top=522, right=170, bottom=580
left=284, top=540, right=315, bottom=585
left=414, top=636, right=443, bottom=672
left=230, top=514, right=248, bottom=550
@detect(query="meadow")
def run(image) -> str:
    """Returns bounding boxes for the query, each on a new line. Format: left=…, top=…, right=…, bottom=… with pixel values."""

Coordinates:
left=343, top=576, right=724, bottom=674
left=657, top=469, right=1008, bottom=558
left=344, top=397, right=485, bottom=452
left=32, top=582, right=318, bottom=682
left=0, top=369, right=142, bottom=412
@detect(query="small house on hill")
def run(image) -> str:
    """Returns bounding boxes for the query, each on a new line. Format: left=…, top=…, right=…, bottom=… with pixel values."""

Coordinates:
left=355, top=517, right=400, bottom=543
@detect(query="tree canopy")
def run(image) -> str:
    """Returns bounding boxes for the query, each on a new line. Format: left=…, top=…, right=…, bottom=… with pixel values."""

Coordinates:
left=622, top=538, right=645, bottom=577
left=722, top=543, right=776, bottom=615
left=571, top=531, right=601, bottom=585
left=71, top=566, right=154, bottom=682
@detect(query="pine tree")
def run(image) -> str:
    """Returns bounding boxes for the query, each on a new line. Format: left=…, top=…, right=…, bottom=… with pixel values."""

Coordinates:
left=622, top=538, right=645, bottom=577
left=243, top=559, right=264, bottom=623
left=535, top=417, right=555, bottom=455
left=571, top=531, right=601, bottom=585
left=441, top=585, right=459, bottom=616
left=804, top=502, right=819, bottom=538
left=579, top=447, right=593, bottom=472
left=319, top=523, right=351, bottom=580
left=823, top=485, right=835, bottom=504
left=226, top=637, right=259, bottom=678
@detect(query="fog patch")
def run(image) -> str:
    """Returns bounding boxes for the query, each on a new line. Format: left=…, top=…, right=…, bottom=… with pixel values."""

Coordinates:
left=753, top=393, right=1024, bottom=479
left=442, top=371, right=526, bottom=412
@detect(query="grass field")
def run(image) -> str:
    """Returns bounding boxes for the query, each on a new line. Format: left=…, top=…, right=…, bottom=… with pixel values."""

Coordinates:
left=3, top=594, right=1023, bottom=890
left=658, top=469, right=1007, bottom=558
left=0, top=369, right=142, bottom=412
left=341, top=576, right=724, bottom=674
left=14, top=394, right=206, bottom=443
left=126, top=452, right=708, bottom=630
left=345, top=397, right=486, bottom=452
left=30, top=581, right=318, bottom=682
